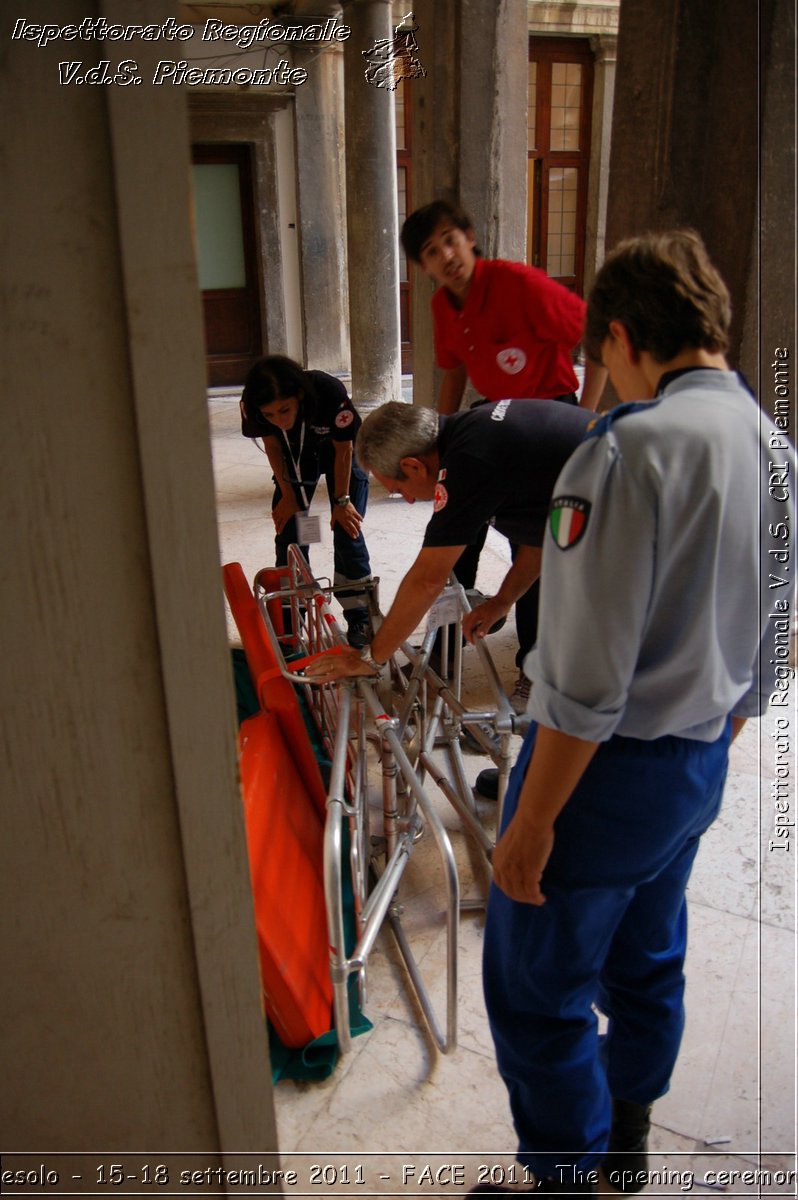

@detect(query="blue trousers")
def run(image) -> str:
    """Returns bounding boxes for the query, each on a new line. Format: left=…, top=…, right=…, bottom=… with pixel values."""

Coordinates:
left=483, top=719, right=731, bottom=1178
left=273, top=445, right=371, bottom=616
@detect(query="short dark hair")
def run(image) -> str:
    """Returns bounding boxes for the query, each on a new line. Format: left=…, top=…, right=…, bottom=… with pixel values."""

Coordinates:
left=585, top=229, right=731, bottom=364
left=400, top=199, right=475, bottom=263
left=241, top=355, right=314, bottom=424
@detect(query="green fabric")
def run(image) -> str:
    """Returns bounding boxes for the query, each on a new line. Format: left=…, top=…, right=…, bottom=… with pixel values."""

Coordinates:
left=231, top=649, right=372, bottom=1082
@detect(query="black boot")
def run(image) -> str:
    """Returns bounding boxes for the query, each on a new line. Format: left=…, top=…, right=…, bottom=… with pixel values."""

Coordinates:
left=345, top=608, right=371, bottom=650
left=602, top=1098, right=652, bottom=1193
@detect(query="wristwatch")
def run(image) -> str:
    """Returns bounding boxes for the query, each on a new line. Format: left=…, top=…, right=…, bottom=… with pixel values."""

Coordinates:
left=335, top=494, right=351, bottom=506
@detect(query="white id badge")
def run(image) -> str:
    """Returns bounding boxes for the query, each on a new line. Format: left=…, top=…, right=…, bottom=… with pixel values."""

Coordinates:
left=426, top=585, right=462, bottom=631
left=295, top=511, right=322, bottom=544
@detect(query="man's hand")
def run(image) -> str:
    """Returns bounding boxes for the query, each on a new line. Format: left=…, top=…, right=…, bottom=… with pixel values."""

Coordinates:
left=272, top=492, right=301, bottom=535
left=491, top=814, right=555, bottom=905
left=330, top=501, right=364, bottom=539
left=463, top=597, right=510, bottom=643
left=302, top=646, right=380, bottom=683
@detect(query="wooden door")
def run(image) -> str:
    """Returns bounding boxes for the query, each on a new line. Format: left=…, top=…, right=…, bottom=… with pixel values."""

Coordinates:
left=191, top=144, right=262, bottom=387
left=527, top=38, right=594, bottom=295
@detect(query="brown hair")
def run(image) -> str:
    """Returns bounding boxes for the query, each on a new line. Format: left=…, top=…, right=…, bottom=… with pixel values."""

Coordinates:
left=584, top=229, right=731, bottom=363
left=400, top=200, right=478, bottom=263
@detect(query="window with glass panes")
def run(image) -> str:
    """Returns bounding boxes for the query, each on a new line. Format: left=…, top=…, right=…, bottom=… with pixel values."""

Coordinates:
left=527, top=39, right=593, bottom=295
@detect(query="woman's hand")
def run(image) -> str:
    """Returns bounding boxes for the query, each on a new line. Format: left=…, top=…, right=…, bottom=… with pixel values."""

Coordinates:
left=272, top=492, right=301, bottom=535
left=330, top=501, right=364, bottom=539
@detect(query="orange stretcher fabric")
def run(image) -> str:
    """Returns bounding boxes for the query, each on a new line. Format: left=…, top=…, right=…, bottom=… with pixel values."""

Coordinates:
left=223, top=560, right=328, bottom=817
left=238, top=710, right=333, bottom=1047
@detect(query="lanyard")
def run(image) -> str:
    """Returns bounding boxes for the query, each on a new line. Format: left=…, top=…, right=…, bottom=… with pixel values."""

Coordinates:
left=282, top=420, right=310, bottom=508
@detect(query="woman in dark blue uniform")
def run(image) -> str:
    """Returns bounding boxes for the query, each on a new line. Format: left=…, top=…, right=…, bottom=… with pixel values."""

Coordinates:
left=240, top=355, right=372, bottom=647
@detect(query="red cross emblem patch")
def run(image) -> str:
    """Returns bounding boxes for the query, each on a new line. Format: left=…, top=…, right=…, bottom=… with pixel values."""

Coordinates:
left=496, top=347, right=527, bottom=375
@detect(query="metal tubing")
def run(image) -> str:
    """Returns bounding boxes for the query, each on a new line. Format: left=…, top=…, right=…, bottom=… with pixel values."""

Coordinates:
left=419, top=750, right=493, bottom=856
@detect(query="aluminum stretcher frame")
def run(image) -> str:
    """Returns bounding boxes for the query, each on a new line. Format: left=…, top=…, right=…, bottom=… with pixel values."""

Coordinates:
left=250, top=546, right=529, bottom=1056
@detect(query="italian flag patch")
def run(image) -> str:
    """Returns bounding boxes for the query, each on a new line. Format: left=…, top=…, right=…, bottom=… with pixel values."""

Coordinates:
left=549, top=496, right=591, bottom=550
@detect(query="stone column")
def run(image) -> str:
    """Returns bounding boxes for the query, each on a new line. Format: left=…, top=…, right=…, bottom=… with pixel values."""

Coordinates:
left=293, top=44, right=351, bottom=373
left=584, top=35, right=617, bottom=296
left=751, top=0, right=795, bottom=406
left=459, top=0, right=528, bottom=264
left=606, top=0, right=761, bottom=371
left=405, top=0, right=459, bottom=407
left=341, top=0, right=402, bottom=407
left=408, top=0, right=528, bottom=408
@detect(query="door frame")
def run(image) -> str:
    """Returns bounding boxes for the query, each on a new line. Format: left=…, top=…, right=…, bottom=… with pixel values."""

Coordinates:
left=192, top=141, right=263, bottom=386
left=527, top=37, right=595, bottom=296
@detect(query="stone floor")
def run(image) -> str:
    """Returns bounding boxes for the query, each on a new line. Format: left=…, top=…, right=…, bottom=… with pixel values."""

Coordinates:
left=210, top=394, right=797, bottom=1198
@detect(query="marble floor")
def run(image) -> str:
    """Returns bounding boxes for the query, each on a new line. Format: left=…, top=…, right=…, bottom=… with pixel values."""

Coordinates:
left=210, top=393, right=797, bottom=1198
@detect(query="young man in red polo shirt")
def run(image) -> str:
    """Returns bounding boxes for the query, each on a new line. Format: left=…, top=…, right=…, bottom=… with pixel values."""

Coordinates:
left=400, top=201, right=606, bottom=748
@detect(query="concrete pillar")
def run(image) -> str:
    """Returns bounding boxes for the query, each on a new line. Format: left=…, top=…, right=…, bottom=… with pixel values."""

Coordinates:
left=606, top=0, right=762, bottom=373
left=294, top=45, right=351, bottom=373
left=341, top=0, right=402, bottom=407
left=584, top=34, right=617, bottom=296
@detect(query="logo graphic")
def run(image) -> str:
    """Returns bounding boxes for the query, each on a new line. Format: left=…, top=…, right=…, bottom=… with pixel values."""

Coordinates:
left=490, top=399, right=512, bottom=422
left=496, top=347, right=527, bottom=374
left=549, top=496, right=591, bottom=550
left=363, top=11, right=426, bottom=90
left=335, top=409, right=355, bottom=428
left=433, top=483, right=448, bottom=513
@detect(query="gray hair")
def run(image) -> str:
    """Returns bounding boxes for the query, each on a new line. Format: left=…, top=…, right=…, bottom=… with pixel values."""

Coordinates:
left=355, top=402, right=439, bottom=479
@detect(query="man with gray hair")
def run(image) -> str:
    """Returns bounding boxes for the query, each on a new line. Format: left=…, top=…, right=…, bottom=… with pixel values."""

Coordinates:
left=305, top=398, right=591, bottom=728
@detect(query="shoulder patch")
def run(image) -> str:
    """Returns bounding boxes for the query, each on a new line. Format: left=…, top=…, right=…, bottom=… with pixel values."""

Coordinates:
left=549, top=496, right=591, bottom=550
left=433, top=482, right=448, bottom=513
left=335, top=408, right=355, bottom=429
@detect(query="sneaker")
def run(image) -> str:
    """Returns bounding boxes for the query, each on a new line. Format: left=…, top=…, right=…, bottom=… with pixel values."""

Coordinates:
left=474, top=767, right=499, bottom=800
left=602, top=1098, right=652, bottom=1193
left=345, top=610, right=371, bottom=650
left=509, top=671, right=532, bottom=715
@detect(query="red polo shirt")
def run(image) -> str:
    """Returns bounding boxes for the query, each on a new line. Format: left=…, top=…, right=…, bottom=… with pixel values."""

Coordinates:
left=432, top=257, right=585, bottom=400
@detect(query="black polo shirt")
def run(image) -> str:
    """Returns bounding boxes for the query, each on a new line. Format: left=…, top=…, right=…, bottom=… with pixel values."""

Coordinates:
left=422, top=399, right=592, bottom=549
left=240, top=370, right=361, bottom=469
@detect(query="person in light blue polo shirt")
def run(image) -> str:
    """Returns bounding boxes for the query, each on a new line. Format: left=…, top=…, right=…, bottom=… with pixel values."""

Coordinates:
left=475, top=230, right=796, bottom=1197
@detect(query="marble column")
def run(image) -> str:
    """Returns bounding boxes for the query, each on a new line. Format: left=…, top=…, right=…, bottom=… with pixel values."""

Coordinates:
left=341, top=0, right=402, bottom=407
left=293, top=44, right=351, bottom=373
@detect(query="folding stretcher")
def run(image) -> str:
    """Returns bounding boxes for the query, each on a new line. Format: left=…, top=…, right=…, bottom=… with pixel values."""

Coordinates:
left=223, top=547, right=529, bottom=1057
